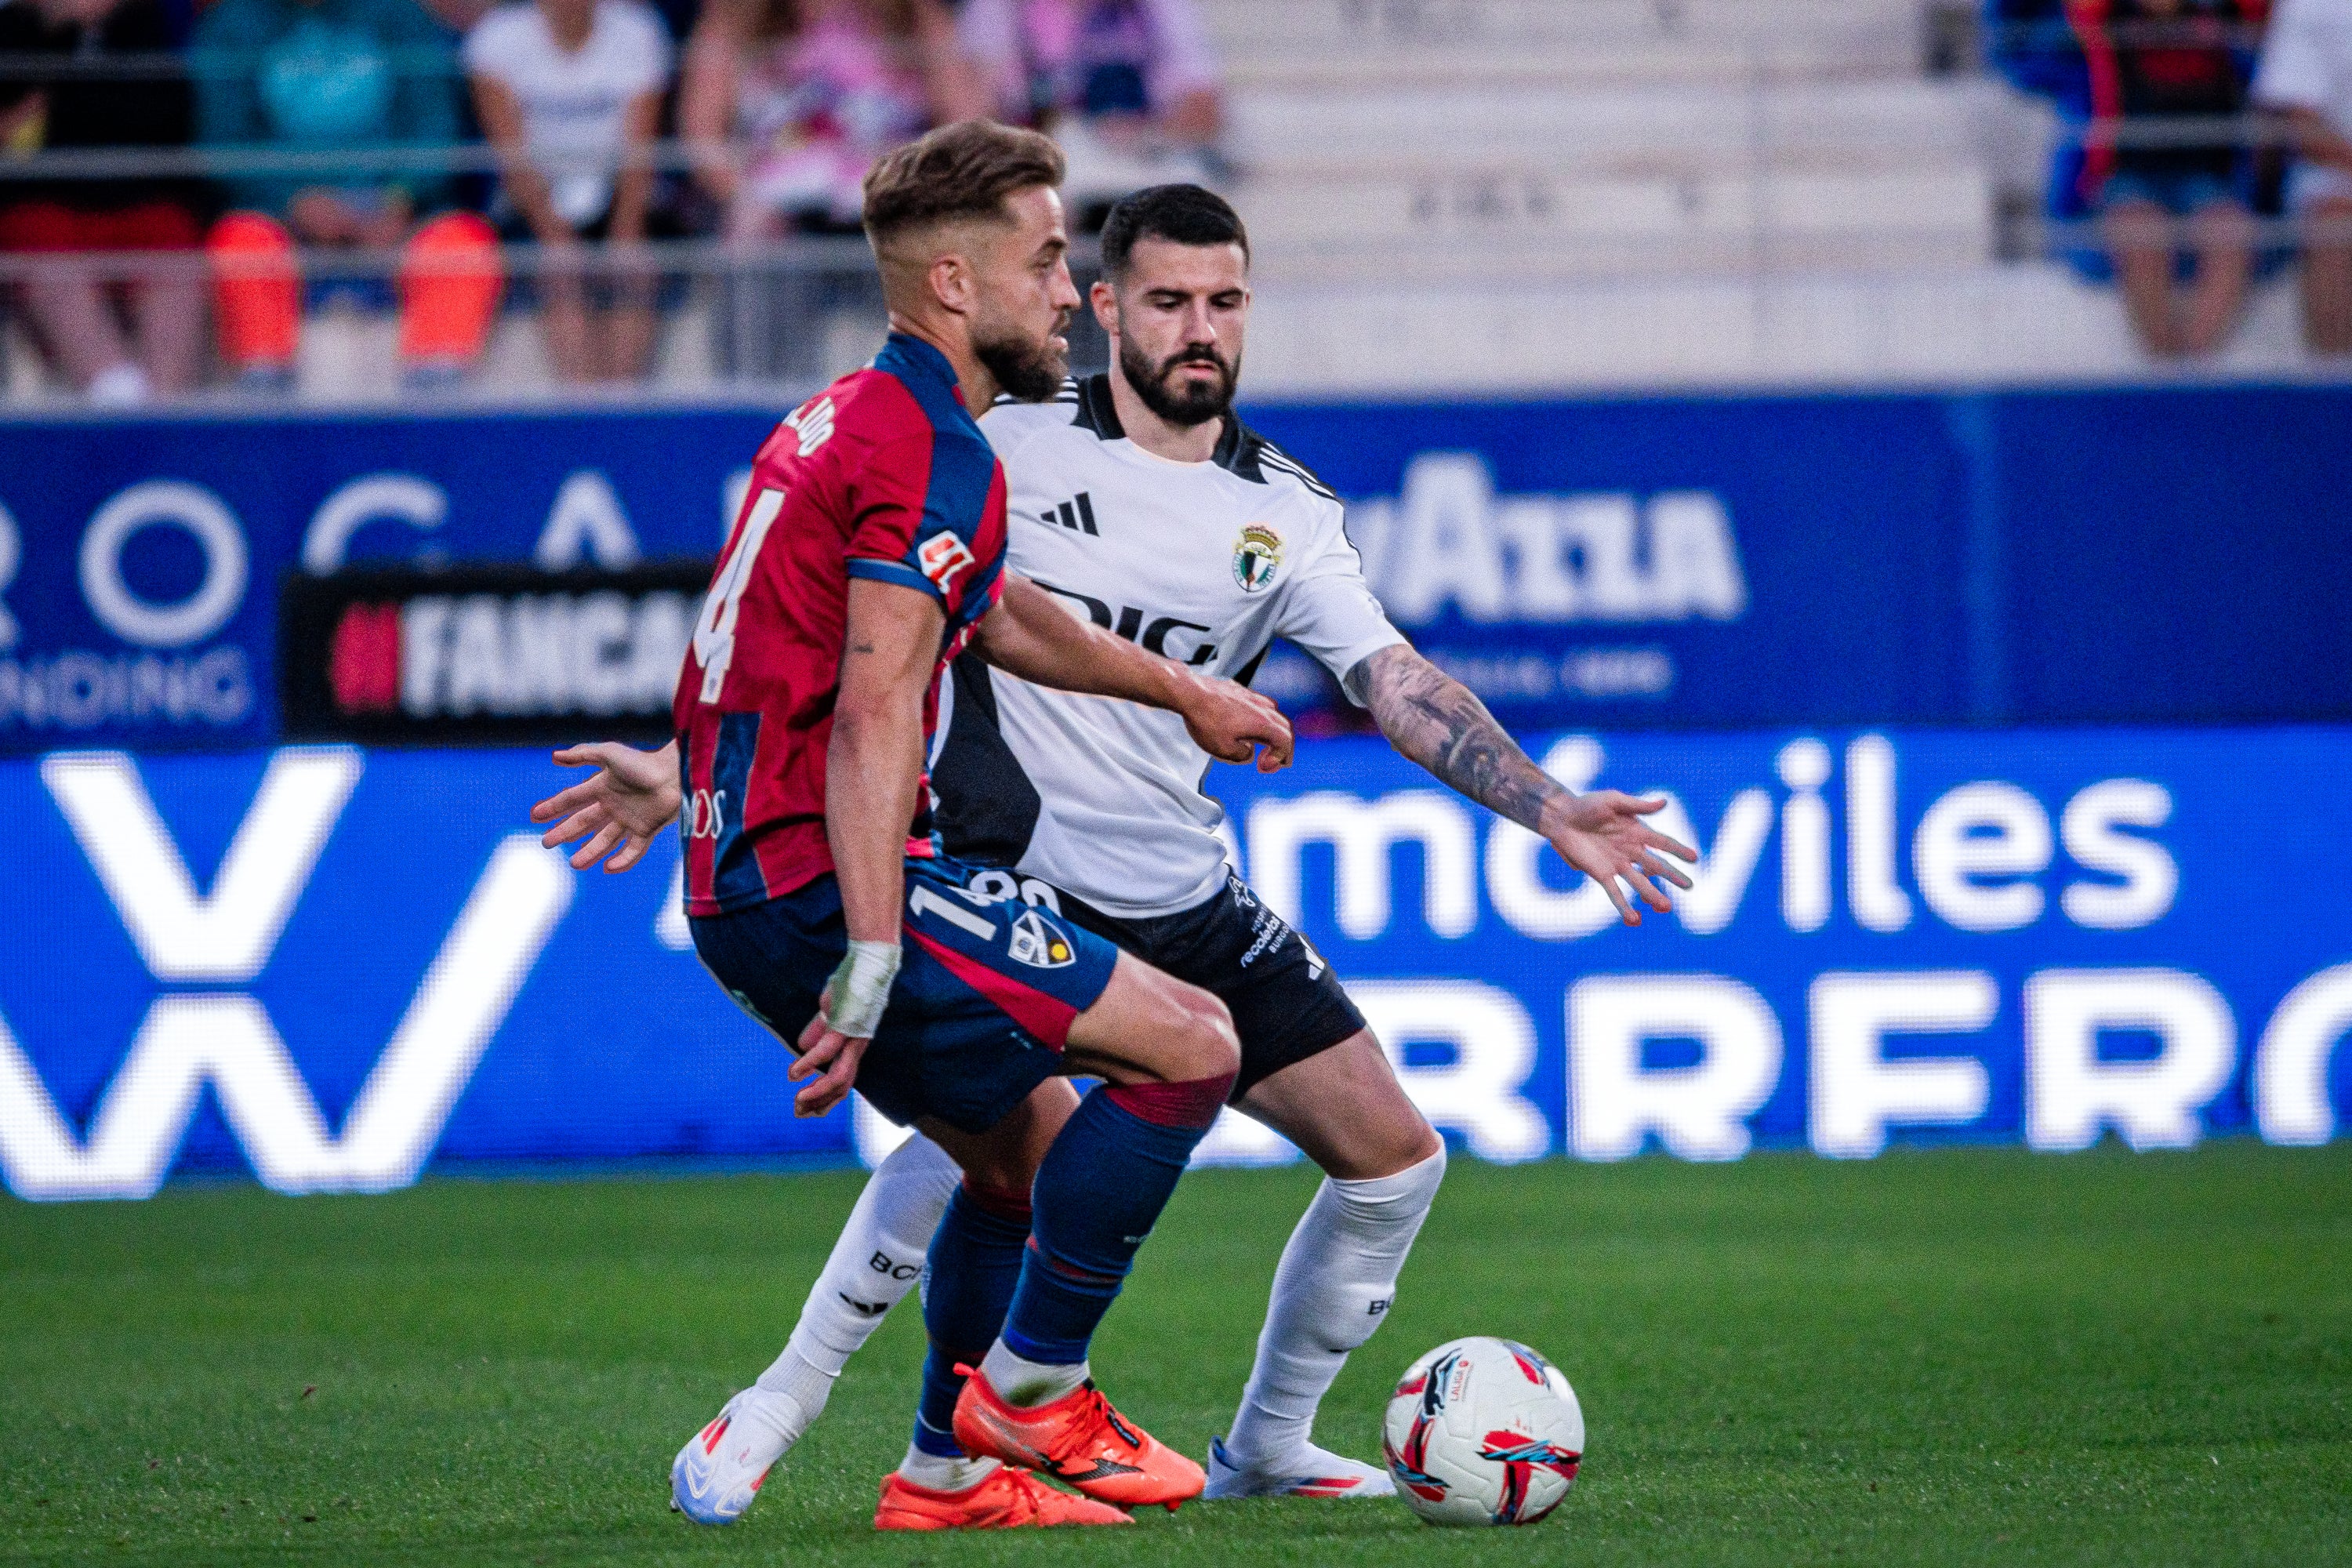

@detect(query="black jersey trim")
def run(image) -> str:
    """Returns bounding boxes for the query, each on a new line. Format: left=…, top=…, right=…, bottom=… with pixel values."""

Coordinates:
left=1211, top=411, right=1269, bottom=483
left=993, top=378, right=1083, bottom=411
left=1065, top=372, right=1338, bottom=501
left=1254, top=440, right=1341, bottom=501
left=1072, top=373, right=1125, bottom=438
left=928, top=655, right=1044, bottom=869
left=1230, top=643, right=1270, bottom=688
left=1219, top=420, right=1342, bottom=501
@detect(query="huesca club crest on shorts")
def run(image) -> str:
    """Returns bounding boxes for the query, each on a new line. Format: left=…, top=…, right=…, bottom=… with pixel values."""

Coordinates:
left=1008, top=909, right=1076, bottom=968
left=1233, top=523, right=1284, bottom=592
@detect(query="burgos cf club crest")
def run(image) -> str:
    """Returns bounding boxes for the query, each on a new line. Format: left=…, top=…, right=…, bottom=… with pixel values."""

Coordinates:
left=1232, top=524, right=1283, bottom=593
left=1007, top=909, right=1076, bottom=969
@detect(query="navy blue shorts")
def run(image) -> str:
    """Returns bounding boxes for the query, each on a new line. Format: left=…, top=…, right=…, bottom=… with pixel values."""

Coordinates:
left=689, top=853, right=1120, bottom=1134
left=2100, top=166, right=2248, bottom=218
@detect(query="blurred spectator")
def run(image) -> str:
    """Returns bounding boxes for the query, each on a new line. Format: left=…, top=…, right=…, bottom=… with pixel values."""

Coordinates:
left=2254, top=0, right=2352, bottom=352
left=466, top=0, right=672, bottom=383
left=408, top=0, right=692, bottom=55
left=678, top=0, right=978, bottom=241
left=956, top=0, right=1221, bottom=224
left=410, top=0, right=495, bottom=30
left=2067, top=0, right=2267, bottom=357
left=0, top=0, right=204, bottom=402
left=194, top=0, right=501, bottom=387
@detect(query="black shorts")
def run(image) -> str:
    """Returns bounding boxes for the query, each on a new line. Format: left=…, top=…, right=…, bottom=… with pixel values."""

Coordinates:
left=1057, top=874, right=1367, bottom=1099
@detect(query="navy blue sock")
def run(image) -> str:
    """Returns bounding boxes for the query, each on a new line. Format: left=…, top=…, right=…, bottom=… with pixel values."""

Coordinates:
left=1000, top=1076, right=1231, bottom=1365
left=911, top=1181, right=1031, bottom=1457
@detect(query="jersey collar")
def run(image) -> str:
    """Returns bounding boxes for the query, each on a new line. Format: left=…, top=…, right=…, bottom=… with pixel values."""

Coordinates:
left=877, top=331, right=969, bottom=411
left=1073, top=372, right=1269, bottom=484
left=1073, top=372, right=1126, bottom=439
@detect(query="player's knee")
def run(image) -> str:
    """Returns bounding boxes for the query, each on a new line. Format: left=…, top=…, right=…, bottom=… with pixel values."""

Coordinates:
left=954, top=1142, right=1041, bottom=1196
left=1162, top=979, right=1240, bottom=1083
left=1396, top=1115, right=1446, bottom=1174
left=1404, top=1134, right=1447, bottom=1187
left=1171, top=987, right=1242, bottom=1086
left=1103, top=982, right=1235, bottom=1130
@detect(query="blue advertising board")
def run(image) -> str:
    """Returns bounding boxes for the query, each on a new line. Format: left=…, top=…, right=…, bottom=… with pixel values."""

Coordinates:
left=0, top=385, right=2346, bottom=751
left=0, top=408, right=771, bottom=752
left=2, top=727, right=2347, bottom=1200
left=1243, top=386, right=2352, bottom=725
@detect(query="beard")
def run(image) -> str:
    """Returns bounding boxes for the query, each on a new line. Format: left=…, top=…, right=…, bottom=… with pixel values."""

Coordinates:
left=973, top=311, right=1071, bottom=403
left=1120, top=336, right=1239, bottom=428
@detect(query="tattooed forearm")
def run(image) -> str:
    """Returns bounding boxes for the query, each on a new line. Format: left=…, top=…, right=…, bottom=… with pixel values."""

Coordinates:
left=1346, top=644, right=1564, bottom=831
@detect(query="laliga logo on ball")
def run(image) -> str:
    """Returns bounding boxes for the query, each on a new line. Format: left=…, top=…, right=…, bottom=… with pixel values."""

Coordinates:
left=1383, top=1336, right=1584, bottom=1527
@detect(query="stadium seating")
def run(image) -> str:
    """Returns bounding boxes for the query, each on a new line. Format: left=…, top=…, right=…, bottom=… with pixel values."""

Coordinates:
left=0, top=0, right=2336, bottom=404
left=1182, top=0, right=2325, bottom=390
left=1199, top=0, right=1927, bottom=85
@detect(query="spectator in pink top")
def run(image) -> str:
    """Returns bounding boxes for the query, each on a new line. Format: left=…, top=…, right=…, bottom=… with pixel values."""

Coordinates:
left=955, top=0, right=1222, bottom=223
left=679, top=0, right=983, bottom=240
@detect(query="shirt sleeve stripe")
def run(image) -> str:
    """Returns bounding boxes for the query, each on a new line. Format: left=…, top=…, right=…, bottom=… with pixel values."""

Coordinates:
left=847, top=555, right=947, bottom=603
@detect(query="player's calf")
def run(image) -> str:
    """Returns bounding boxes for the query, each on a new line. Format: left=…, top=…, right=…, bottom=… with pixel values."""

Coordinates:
left=1218, top=1056, right=1449, bottom=1493
left=913, top=956, right=1229, bottom=1509
left=669, top=1134, right=963, bottom=1526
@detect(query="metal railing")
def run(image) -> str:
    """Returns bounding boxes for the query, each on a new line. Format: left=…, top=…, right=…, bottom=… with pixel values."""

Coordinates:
left=0, top=235, right=1115, bottom=401
left=2, top=13, right=2347, bottom=401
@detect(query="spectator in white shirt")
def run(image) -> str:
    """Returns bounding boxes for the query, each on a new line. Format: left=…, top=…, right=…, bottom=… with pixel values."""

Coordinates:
left=2255, top=0, right=2352, bottom=352
left=466, top=0, right=674, bottom=382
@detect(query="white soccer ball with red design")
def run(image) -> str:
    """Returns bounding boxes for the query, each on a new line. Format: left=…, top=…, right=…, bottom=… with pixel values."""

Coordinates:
left=1381, top=1336, right=1584, bottom=1526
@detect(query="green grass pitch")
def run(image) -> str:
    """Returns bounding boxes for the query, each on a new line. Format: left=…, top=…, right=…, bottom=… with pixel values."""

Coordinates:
left=2, top=1142, right=2347, bottom=1566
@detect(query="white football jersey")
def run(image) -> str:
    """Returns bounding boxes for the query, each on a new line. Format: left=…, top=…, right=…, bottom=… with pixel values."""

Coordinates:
left=932, top=375, right=1404, bottom=919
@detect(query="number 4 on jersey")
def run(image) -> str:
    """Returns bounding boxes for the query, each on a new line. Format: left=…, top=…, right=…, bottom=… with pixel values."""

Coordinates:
left=694, top=486, right=785, bottom=703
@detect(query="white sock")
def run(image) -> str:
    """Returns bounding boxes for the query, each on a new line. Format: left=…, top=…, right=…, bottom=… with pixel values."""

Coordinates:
left=1224, top=1145, right=1446, bottom=1469
left=742, top=1346, right=833, bottom=1450
left=978, top=1340, right=1088, bottom=1407
left=773, top=1133, right=960, bottom=1380
left=895, top=1442, right=1000, bottom=1494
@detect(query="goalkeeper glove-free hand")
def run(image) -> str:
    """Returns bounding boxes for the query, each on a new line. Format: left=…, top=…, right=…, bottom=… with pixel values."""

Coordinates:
left=821, top=939, right=901, bottom=1040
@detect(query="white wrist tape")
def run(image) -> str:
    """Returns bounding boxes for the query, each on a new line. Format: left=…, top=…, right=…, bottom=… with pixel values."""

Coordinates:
left=822, top=939, right=902, bottom=1040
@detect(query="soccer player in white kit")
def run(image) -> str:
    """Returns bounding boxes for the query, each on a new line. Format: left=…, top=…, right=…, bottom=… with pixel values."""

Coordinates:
left=537, top=184, right=1694, bottom=1516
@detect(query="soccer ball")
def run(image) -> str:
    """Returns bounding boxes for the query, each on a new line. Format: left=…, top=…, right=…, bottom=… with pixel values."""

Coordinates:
left=1381, top=1337, right=1584, bottom=1526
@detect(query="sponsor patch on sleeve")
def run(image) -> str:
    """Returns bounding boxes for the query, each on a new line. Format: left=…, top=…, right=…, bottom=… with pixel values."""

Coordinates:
left=918, top=532, right=978, bottom=597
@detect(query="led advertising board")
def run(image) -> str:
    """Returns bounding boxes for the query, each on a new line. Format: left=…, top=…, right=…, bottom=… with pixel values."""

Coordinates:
left=0, top=387, right=2343, bottom=750
left=2, top=728, right=2345, bottom=1200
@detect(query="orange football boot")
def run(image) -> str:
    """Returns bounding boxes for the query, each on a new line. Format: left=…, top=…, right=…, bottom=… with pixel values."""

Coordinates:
left=950, top=1366, right=1205, bottom=1512
left=873, top=1465, right=1132, bottom=1530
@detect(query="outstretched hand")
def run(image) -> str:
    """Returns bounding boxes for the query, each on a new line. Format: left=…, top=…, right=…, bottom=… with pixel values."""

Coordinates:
left=530, top=741, right=681, bottom=873
left=1181, top=673, right=1294, bottom=773
left=1544, top=791, right=1698, bottom=926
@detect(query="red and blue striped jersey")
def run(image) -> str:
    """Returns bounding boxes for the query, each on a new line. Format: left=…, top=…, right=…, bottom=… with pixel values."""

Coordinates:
left=675, top=332, right=1010, bottom=916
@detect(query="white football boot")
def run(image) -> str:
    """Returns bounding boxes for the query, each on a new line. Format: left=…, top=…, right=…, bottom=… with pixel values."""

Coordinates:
left=1203, top=1435, right=1397, bottom=1501
left=670, top=1389, right=804, bottom=1524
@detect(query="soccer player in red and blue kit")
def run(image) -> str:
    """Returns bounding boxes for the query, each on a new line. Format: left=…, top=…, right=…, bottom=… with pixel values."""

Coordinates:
left=539, top=122, right=1294, bottom=1530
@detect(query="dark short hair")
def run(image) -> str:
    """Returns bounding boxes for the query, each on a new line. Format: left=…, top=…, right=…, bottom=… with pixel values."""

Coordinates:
left=862, top=120, right=1067, bottom=250
left=1099, top=184, right=1251, bottom=277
